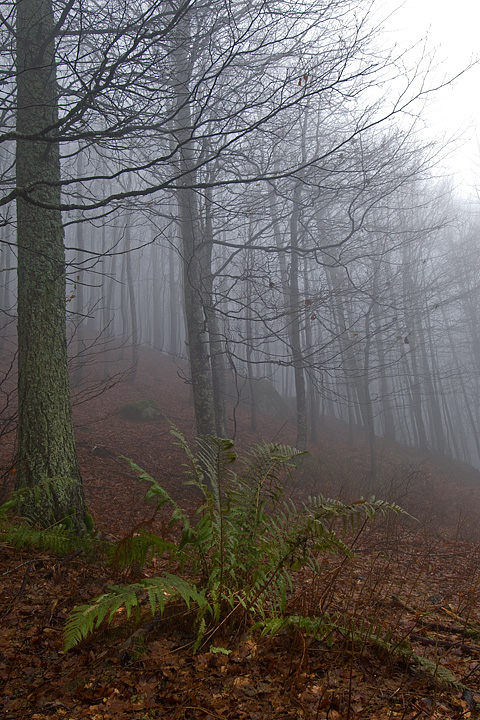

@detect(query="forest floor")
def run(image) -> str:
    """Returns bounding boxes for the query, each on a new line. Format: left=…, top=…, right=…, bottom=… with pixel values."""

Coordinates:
left=1, top=346, right=480, bottom=719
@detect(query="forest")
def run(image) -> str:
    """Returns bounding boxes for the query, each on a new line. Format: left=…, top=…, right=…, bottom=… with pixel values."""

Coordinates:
left=0, top=0, right=480, bottom=718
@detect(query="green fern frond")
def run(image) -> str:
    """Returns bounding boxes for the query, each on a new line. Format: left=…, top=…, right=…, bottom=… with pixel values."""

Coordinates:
left=0, top=496, right=17, bottom=521
left=305, top=495, right=409, bottom=533
left=240, top=443, right=303, bottom=493
left=196, top=435, right=236, bottom=492
left=170, top=425, right=206, bottom=485
left=110, top=531, right=183, bottom=569
left=65, top=572, right=208, bottom=651
left=66, top=434, right=409, bottom=656
left=121, top=457, right=187, bottom=523
left=346, top=625, right=468, bottom=692
left=5, top=523, right=100, bottom=556
left=412, top=653, right=468, bottom=691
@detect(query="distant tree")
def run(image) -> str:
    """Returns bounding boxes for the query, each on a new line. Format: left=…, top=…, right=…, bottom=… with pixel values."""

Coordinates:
left=1, top=0, right=450, bottom=527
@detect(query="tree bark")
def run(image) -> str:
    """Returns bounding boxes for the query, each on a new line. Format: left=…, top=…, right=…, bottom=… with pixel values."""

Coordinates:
left=201, top=185, right=227, bottom=437
left=15, top=0, right=88, bottom=530
left=287, top=179, right=307, bottom=451
left=173, top=14, right=216, bottom=436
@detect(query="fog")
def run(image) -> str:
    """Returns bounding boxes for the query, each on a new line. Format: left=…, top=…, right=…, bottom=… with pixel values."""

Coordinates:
left=2, top=0, right=480, bottom=499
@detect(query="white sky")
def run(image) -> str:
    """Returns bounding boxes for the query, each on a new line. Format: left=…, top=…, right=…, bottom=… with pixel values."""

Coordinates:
left=381, top=0, right=480, bottom=187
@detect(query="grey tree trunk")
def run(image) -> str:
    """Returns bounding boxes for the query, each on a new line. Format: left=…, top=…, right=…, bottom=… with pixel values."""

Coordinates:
left=151, top=235, right=164, bottom=350
left=0, top=228, right=13, bottom=350
left=124, top=215, right=139, bottom=381
left=289, top=180, right=307, bottom=451
left=362, top=305, right=377, bottom=486
left=15, top=0, right=88, bottom=530
left=71, top=149, right=86, bottom=388
left=173, top=17, right=216, bottom=436
left=168, top=240, right=179, bottom=355
left=201, top=186, right=227, bottom=437
left=401, top=250, right=429, bottom=451
left=372, top=269, right=396, bottom=443
left=302, top=256, right=319, bottom=442
left=441, top=304, right=480, bottom=461
left=178, top=186, right=216, bottom=435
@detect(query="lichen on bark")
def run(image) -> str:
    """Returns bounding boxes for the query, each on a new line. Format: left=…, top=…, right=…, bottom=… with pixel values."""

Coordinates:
left=15, top=0, right=88, bottom=530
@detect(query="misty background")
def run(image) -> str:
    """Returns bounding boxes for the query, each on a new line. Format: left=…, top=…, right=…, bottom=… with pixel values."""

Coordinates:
left=2, top=0, right=480, bottom=489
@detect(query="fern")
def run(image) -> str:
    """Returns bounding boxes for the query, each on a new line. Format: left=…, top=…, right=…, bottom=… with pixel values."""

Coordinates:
left=411, top=653, right=468, bottom=692
left=109, top=531, right=183, bottom=569
left=305, top=495, right=410, bottom=533
left=65, top=427, right=405, bottom=652
left=0, top=485, right=102, bottom=557
left=65, top=573, right=208, bottom=651
left=5, top=523, right=97, bottom=555
left=257, top=611, right=469, bottom=693
left=256, top=613, right=338, bottom=640
left=120, top=457, right=188, bottom=522
left=359, top=627, right=468, bottom=692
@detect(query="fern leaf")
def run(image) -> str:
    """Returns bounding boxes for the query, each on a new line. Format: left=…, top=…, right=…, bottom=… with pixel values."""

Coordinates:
left=64, top=573, right=207, bottom=651
left=196, top=436, right=236, bottom=487
left=345, top=625, right=469, bottom=693
left=5, top=523, right=100, bottom=556
left=170, top=426, right=206, bottom=485
left=111, top=531, right=180, bottom=569
left=412, top=653, right=468, bottom=691
left=120, top=456, right=187, bottom=522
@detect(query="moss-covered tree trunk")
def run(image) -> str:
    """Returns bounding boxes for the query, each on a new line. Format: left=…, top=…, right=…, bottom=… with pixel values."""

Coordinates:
left=15, top=0, right=88, bottom=531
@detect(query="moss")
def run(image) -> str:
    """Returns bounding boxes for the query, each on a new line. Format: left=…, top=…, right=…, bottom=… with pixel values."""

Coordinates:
left=84, top=512, right=95, bottom=532
left=231, top=377, right=288, bottom=417
left=15, top=476, right=88, bottom=533
left=121, top=399, right=163, bottom=422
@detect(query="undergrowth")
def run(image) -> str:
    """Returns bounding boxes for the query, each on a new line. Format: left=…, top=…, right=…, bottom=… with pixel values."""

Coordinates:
left=0, top=480, right=100, bottom=555
left=63, top=428, right=406, bottom=655
left=2, top=429, right=474, bottom=695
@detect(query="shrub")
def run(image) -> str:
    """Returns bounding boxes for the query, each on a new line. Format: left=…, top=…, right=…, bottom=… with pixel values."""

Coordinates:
left=64, top=428, right=404, bottom=652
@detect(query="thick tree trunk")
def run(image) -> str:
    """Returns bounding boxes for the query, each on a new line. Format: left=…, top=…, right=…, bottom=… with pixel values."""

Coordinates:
left=15, top=0, right=88, bottom=530
left=71, top=148, right=86, bottom=388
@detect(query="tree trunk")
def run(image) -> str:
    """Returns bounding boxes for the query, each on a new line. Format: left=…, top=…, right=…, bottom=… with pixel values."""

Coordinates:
left=289, top=181, right=307, bottom=451
left=168, top=240, right=179, bottom=355
left=201, top=185, right=227, bottom=437
left=15, top=0, right=88, bottom=530
left=151, top=234, right=164, bottom=350
left=362, top=306, right=377, bottom=487
left=71, top=148, right=86, bottom=388
left=124, top=215, right=139, bottom=381
left=0, top=228, right=13, bottom=350
left=173, top=16, right=216, bottom=436
left=303, top=256, right=319, bottom=442
left=372, top=269, right=396, bottom=443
